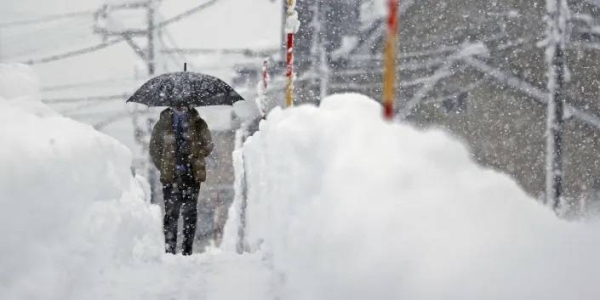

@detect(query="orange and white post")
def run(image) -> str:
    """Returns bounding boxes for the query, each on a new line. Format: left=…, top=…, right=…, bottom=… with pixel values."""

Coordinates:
left=285, top=0, right=300, bottom=107
left=383, top=0, right=398, bottom=119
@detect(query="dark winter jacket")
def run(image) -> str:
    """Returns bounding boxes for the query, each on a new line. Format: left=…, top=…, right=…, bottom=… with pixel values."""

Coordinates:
left=150, top=108, right=213, bottom=184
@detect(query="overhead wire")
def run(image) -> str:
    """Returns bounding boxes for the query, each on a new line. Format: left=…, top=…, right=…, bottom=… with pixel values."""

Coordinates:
left=0, top=10, right=94, bottom=29
left=23, top=38, right=125, bottom=65
left=41, top=77, right=140, bottom=92
left=3, top=17, right=96, bottom=60
left=156, top=12, right=185, bottom=71
left=12, top=0, right=225, bottom=130
left=42, top=93, right=129, bottom=104
left=22, top=0, right=221, bottom=65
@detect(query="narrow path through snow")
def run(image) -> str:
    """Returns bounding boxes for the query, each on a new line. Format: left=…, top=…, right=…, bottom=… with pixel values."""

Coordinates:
left=73, top=252, right=274, bottom=300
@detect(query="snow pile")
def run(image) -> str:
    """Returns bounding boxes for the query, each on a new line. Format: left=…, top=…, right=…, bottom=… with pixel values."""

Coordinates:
left=229, top=93, right=600, bottom=300
left=0, top=64, right=163, bottom=300
left=0, top=63, right=40, bottom=100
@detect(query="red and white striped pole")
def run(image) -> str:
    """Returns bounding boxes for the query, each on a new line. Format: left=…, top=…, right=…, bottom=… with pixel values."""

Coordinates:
left=285, top=0, right=300, bottom=107
left=383, top=0, right=399, bottom=120
left=256, top=60, right=270, bottom=118
left=262, top=60, right=269, bottom=91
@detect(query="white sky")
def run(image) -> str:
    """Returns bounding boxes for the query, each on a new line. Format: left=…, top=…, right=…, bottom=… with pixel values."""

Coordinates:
left=0, top=0, right=282, bottom=88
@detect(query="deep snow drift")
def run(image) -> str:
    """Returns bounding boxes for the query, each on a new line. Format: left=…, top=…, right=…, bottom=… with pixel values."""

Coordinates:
left=0, top=63, right=165, bottom=299
left=226, top=93, right=600, bottom=300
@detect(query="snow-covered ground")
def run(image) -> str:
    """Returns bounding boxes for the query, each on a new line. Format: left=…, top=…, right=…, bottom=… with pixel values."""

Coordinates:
left=227, top=93, right=600, bottom=300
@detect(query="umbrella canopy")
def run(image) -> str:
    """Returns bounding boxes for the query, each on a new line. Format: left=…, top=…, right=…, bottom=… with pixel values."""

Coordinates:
left=126, top=72, right=245, bottom=107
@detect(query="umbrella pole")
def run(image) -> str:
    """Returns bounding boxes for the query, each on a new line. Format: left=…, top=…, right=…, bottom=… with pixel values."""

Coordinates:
left=383, top=0, right=398, bottom=120
left=285, top=0, right=299, bottom=107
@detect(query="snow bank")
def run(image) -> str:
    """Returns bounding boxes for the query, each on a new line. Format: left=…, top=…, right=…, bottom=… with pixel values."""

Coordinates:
left=0, top=63, right=40, bottom=100
left=0, top=64, right=163, bottom=300
left=229, top=93, right=600, bottom=300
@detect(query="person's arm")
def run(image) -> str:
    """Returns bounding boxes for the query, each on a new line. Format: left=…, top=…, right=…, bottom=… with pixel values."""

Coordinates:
left=198, top=119, right=214, bottom=157
left=149, top=121, right=163, bottom=168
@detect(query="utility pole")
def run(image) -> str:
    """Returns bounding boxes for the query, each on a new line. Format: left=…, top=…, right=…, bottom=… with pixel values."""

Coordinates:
left=147, top=0, right=156, bottom=76
left=93, top=0, right=160, bottom=203
left=544, top=0, right=570, bottom=214
left=145, top=0, right=160, bottom=203
left=310, top=0, right=328, bottom=101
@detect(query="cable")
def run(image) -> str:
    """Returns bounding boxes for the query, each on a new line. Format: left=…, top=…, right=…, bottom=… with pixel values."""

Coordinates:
left=41, top=77, right=139, bottom=92
left=0, top=10, right=94, bottom=28
left=157, top=12, right=187, bottom=70
left=42, top=93, right=128, bottom=104
left=95, top=111, right=154, bottom=130
left=162, top=48, right=278, bottom=56
left=24, top=38, right=125, bottom=65
left=159, top=0, right=219, bottom=27
left=22, top=0, right=221, bottom=65
left=4, top=19, right=95, bottom=60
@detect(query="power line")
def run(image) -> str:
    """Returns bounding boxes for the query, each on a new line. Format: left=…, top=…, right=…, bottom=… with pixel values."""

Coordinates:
left=24, top=38, right=124, bottom=65
left=162, top=48, right=278, bottom=56
left=42, top=93, right=128, bottom=104
left=0, top=10, right=93, bottom=29
left=159, top=0, right=219, bottom=27
left=95, top=111, right=153, bottom=130
left=41, top=77, right=139, bottom=92
left=157, top=12, right=187, bottom=71
left=3, top=19, right=94, bottom=60
left=22, top=0, right=221, bottom=65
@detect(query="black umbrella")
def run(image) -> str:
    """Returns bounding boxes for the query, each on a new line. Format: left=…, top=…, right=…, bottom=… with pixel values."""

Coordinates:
left=127, top=71, right=244, bottom=107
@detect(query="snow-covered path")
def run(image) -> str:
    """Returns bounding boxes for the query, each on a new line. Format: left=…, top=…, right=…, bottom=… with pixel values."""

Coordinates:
left=75, top=252, right=273, bottom=300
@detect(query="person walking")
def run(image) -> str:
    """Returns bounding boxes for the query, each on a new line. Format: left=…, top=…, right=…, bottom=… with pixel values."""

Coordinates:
left=150, top=101, right=213, bottom=255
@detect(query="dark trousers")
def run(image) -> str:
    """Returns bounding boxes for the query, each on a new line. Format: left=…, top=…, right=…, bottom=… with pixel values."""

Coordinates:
left=163, top=173, right=200, bottom=255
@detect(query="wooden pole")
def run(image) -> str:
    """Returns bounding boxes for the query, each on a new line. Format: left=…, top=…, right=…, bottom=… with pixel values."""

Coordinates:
left=383, top=0, right=398, bottom=120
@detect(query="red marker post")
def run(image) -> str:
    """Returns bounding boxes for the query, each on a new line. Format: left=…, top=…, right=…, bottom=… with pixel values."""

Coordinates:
left=262, top=60, right=269, bottom=91
left=285, top=0, right=300, bottom=107
left=256, top=60, right=270, bottom=118
left=382, top=0, right=398, bottom=120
